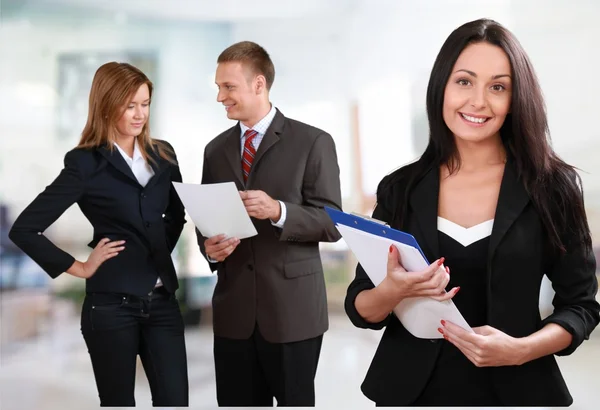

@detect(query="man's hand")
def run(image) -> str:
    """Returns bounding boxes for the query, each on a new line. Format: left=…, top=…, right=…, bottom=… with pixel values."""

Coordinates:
left=240, top=190, right=281, bottom=221
left=205, top=234, right=240, bottom=262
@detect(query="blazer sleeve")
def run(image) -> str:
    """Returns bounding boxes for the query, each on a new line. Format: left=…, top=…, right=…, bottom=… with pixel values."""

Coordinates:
left=541, top=231, right=600, bottom=356
left=541, top=173, right=600, bottom=355
left=279, top=132, right=343, bottom=243
left=344, top=177, right=395, bottom=330
left=163, top=144, right=186, bottom=253
left=8, top=150, right=85, bottom=278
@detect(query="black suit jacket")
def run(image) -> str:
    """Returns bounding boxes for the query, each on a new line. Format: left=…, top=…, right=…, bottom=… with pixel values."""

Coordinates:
left=197, top=109, right=342, bottom=343
left=345, top=160, right=600, bottom=406
left=9, top=141, right=186, bottom=296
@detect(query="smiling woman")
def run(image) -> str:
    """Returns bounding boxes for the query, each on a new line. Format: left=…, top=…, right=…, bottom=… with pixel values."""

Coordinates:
left=442, top=43, right=512, bottom=144
left=345, top=18, right=600, bottom=407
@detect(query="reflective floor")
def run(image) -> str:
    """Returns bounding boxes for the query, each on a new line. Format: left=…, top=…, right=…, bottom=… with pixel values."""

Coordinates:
left=1, top=300, right=598, bottom=410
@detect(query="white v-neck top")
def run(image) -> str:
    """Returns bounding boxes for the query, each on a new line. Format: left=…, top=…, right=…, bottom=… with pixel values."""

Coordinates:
left=437, top=217, right=494, bottom=247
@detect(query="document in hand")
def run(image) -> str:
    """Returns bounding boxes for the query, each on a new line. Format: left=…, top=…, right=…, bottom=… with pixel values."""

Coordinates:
left=325, top=207, right=472, bottom=339
left=172, top=181, right=258, bottom=239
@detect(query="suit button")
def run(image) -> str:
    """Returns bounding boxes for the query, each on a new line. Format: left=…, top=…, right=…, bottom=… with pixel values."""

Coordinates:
left=145, top=221, right=151, bottom=228
left=141, top=193, right=146, bottom=199
left=248, top=264, right=254, bottom=271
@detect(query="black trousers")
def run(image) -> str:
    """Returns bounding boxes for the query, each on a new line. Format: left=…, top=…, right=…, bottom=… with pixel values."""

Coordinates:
left=81, top=287, right=189, bottom=407
left=214, top=324, right=323, bottom=407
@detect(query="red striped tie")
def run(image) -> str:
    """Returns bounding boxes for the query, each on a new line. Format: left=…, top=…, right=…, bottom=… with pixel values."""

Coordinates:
left=242, top=129, right=258, bottom=182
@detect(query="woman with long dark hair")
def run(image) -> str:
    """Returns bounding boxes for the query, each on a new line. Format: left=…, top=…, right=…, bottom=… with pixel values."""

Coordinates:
left=345, top=19, right=599, bottom=406
left=9, top=62, right=189, bottom=406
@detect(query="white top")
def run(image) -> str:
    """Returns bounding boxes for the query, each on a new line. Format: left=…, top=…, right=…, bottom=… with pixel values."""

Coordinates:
left=437, top=217, right=494, bottom=247
left=114, top=141, right=155, bottom=187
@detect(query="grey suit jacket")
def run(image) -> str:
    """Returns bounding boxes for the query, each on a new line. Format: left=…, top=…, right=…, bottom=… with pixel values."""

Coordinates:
left=197, top=109, right=343, bottom=343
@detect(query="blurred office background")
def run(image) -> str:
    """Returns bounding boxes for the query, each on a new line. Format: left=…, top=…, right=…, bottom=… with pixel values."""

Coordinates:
left=1, top=0, right=599, bottom=409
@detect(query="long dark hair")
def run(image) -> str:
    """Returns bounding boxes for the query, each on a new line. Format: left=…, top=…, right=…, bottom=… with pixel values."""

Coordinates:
left=382, top=18, right=591, bottom=254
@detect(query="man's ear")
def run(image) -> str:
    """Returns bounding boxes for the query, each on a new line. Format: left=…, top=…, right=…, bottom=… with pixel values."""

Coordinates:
left=255, top=75, right=267, bottom=94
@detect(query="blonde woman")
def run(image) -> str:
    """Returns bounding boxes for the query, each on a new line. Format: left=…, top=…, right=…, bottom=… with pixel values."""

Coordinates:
left=9, top=62, right=188, bottom=406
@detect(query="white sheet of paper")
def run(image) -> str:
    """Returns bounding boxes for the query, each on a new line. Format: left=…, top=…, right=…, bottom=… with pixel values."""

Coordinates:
left=337, top=224, right=473, bottom=339
left=172, top=181, right=258, bottom=239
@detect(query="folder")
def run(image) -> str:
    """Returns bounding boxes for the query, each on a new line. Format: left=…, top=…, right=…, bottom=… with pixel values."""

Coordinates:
left=325, top=207, right=472, bottom=339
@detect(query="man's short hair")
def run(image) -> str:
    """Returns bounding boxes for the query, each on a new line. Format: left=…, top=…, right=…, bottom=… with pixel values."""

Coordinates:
left=217, top=41, right=275, bottom=90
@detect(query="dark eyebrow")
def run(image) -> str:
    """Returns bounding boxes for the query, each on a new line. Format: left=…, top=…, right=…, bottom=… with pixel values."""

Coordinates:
left=454, top=69, right=511, bottom=80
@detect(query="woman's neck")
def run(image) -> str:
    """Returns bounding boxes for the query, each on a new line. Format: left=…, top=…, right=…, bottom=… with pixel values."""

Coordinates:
left=115, top=136, right=135, bottom=158
left=453, top=135, right=506, bottom=172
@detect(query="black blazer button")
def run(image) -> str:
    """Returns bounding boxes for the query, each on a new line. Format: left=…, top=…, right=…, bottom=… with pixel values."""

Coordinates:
left=141, top=193, right=146, bottom=198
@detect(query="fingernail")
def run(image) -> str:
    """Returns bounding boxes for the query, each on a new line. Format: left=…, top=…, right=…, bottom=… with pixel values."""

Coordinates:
left=443, top=334, right=449, bottom=340
left=437, top=327, right=444, bottom=334
left=389, top=245, right=393, bottom=253
left=445, top=266, right=450, bottom=274
left=437, top=257, right=445, bottom=266
left=441, top=320, right=446, bottom=326
left=455, top=286, right=460, bottom=294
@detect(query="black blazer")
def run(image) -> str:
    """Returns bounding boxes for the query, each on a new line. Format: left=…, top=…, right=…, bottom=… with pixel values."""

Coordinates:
left=345, top=160, right=600, bottom=406
left=9, top=141, right=186, bottom=297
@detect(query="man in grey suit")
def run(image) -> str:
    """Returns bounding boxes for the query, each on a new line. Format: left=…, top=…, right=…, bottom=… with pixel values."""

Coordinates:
left=197, top=41, right=342, bottom=407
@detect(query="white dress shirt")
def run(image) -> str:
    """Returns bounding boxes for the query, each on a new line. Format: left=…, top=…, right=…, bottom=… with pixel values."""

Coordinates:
left=114, top=141, right=162, bottom=287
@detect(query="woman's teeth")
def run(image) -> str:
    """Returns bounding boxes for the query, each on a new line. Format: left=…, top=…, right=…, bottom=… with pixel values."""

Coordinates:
left=461, top=113, right=488, bottom=123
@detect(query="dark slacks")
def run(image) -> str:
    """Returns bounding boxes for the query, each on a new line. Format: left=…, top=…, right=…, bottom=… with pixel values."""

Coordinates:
left=214, top=324, right=323, bottom=407
left=81, top=287, right=189, bottom=407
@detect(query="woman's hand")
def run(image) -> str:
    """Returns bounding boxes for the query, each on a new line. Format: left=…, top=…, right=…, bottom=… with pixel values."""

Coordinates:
left=383, top=244, right=460, bottom=302
left=440, top=320, right=529, bottom=367
left=68, top=238, right=125, bottom=279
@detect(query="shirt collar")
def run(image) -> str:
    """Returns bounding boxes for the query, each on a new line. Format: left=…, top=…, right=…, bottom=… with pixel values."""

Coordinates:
left=114, top=140, right=143, bottom=162
left=132, top=141, right=143, bottom=162
left=240, top=104, right=276, bottom=137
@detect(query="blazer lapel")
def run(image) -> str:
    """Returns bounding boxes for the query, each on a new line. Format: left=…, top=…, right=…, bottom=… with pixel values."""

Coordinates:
left=488, top=159, right=530, bottom=261
left=409, top=166, right=440, bottom=261
left=222, top=125, right=245, bottom=186
left=144, top=144, right=171, bottom=189
left=98, top=145, right=138, bottom=184
left=247, top=110, right=284, bottom=184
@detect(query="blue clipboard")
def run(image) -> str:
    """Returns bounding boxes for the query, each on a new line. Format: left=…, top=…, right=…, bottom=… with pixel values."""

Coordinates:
left=325, top=206, right=429, bottom=263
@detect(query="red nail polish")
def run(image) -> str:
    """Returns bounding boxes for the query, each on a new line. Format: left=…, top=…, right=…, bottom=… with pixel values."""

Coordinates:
left=443, top=334, right=449, bottom=340
left=455, top=286, right=460, bottom=294
left=389, top=245, right=393, bottom=253
left=437, top=257, right=445, bottom=266
left=437, top=327, right=444, bottom=334
left=445, top=266, right=450, bottom=274
left=441, top=320, right=446, bottom=326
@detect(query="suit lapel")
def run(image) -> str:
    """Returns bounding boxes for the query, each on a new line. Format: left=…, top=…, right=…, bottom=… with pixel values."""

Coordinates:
left=409, top=166, right=440, bottom=261
left=144, top=144, right=171, bottom=189
left=98, top=145, right=139, bottom=185
left=247, top=110, right=284, bottom=185
left=488, top=159, right=530, bottom=261
left=222, top=124, right=245, bottom=186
